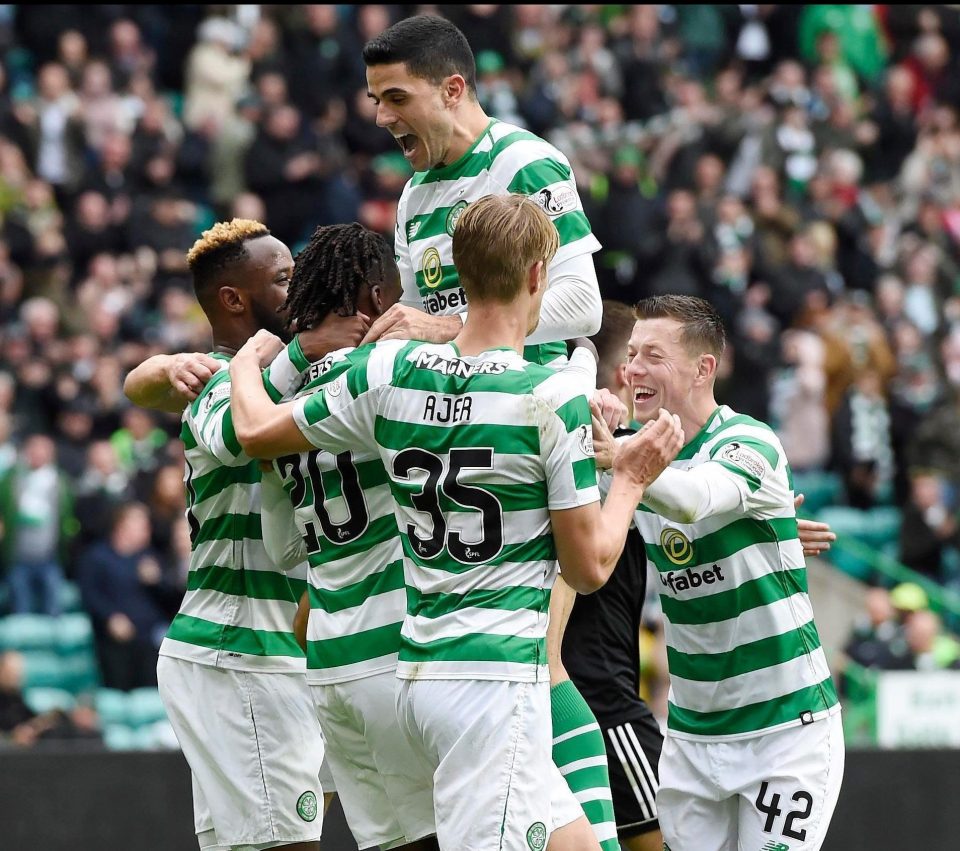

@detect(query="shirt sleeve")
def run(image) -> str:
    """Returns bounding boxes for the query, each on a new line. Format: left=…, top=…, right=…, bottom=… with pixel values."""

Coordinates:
left=188, top=370, right=250, bottom=467
left=539, top=381, right=600, bottom=510
left=262, top=337, right=312, bottom=402
left=260, top=466, right=308, bottom=571
left=292, top=345, right=390, bottom=456
left=394, top=189, right=420, bottom=310
left=527, top=249, right=604, bottom=343
left=501, top=149, right=602, bottom=343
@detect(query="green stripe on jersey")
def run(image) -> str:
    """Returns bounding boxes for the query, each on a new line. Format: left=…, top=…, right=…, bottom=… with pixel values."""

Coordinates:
left=407, top=585, right=548, bottom=620
left=308, top=559, right=404, bottom=614
left=307, top=622, right=402, bottom=668
left=193, top=512, right=262, bottom=546
left=667, top=620, right=822, bottom=681
left=187, top=564, right=304, bottom=602
left=409, top=125, right=541, bottom=187
left=400, top=531, right=555, bottom=572
left=374, top=417, right=539, bottom=454
left=646, top=516, right=798, bottom=573
left=191, top=462, right=260, bottom=504
left=667, top=676, right=839, bottom=737
left=659, top=568, right=808, bottom=626
left=400, top=632, right=545, bottom=666
left=167, top=613, right=304, bottom=658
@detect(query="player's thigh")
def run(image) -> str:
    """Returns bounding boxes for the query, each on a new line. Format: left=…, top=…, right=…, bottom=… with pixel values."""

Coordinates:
left=737, top=714, right=845, bottom=851
left=314, top=674, right=435, bottom=849
left=406, top=678, right=555, bottom=851
left=604, top=717, right=662, bottom=838
left=159, top=658, right=324, bottom=846
left=656, top=734, right=737, bottom=851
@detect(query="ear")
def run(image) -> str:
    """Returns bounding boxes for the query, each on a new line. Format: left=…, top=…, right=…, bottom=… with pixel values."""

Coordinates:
left=527, top=260, right=545, bottom=296
left=695, top=353, right=717, bottom=385
left=369, top=283, right=385, bottom=317
left=442, top=74, right=469, bottom=107
left=219, top=286, right=245, bottom=315
left=614, top=362, right=630, bottom=392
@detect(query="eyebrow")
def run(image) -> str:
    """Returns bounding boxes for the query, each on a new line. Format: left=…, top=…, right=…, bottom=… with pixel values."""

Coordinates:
left=367, top=87, right=410, bottom=100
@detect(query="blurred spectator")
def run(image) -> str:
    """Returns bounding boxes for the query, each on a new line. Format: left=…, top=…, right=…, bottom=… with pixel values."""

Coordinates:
left=899, top=470, right=960, bottom=580
left=77, top=503, right=171, bottom=691
left=831, top=368, right=896, bottom=508
left=183, top=17, right=249, bottom=132
left=109, top=406, right=167, bottom=483
left=0, top=650, right=102, bottom=747
left=843, top=587, right=905, bottom=671
left=243, top=103, right=323, bottom=246
left=894, top=609, right=960, bottom=671
left=0, top=434, right=75, bottom=615
left=770, top=329, right=830, bottom=472
left=73, top=440, right=132, bottom=553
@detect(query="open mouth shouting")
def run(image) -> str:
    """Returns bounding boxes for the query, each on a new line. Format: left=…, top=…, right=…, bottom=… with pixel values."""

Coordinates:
left=395, top=133, right=420, bottom=162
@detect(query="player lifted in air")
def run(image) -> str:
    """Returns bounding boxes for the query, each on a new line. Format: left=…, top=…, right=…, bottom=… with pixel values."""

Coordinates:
left=359, top=17, right=618, bottom=848
left=227, top=195, right=682, bottom=851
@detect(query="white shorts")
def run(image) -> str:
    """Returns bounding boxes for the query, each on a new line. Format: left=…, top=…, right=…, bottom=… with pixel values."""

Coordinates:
left=157, top=657, right=326, bottom=849
left=311, top=671, right=435, bottom=849
left=658, top=712, right=845, bottom=851
left=395, top=678, right=583, bottom=851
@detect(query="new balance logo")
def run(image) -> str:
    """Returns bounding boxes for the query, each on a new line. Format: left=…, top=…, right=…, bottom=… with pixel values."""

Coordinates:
left=407, top=221, right=422, bottom=240
left=760, top=842, right=790, bottom=851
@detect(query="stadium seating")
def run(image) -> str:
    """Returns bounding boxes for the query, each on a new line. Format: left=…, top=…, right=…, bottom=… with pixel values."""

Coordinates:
left=817, top=506, right=902, bottom=582
left=23, top=686, right=76, bottom=714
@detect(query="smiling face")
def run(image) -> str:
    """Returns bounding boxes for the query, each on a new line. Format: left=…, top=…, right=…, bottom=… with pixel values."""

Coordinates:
left=366, top=62, right=458, bottom=172
left=625, top=317, right=705, bottom=423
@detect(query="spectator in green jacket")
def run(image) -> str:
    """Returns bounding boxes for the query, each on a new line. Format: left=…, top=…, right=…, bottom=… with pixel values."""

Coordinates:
left=0, top=434, right=77, bottom=616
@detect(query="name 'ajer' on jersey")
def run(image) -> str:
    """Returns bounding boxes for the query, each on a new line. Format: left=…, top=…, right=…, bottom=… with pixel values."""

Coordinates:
left=291, top=340, right=600, bottom=683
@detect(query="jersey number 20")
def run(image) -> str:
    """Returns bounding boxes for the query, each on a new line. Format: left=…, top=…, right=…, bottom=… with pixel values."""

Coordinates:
left=277, top=450, right=369, bottom=552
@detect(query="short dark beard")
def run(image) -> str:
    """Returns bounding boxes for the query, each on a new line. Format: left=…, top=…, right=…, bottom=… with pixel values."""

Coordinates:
left=250, top=301, right=292, bottom=343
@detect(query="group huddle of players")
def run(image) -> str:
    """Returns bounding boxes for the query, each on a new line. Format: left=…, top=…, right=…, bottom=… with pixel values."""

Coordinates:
left=124, top=15, right=844, bottom=851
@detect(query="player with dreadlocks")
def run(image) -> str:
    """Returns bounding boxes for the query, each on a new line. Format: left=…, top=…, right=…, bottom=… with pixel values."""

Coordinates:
left=125, top=219, right=333, bottom=851
left=256, top=222, right=441, bottom=851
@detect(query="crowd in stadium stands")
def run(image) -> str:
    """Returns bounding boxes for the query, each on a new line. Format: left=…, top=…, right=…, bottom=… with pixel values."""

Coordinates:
left=2, top=5, right=960, bottom=736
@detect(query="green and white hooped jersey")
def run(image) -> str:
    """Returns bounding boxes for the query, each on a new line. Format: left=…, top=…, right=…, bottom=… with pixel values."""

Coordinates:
left=633, top=406, right=840, bottom=741
left=394, top=119, right=601, bottom=366
left=161, top=349, right=309, bottom=672
left=292, top=340, right=599, bottom=682
left=273, top=346, right=405, bottom=685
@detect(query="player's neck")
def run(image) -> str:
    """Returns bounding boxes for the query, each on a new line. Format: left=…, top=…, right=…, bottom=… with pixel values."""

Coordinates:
left=455, top=303, right=527, bottom=357
left=679, top=395, right=721, bottom=446
left=209, top=321, right=252, bottom=359
left=443, top=103, right=492, bottom=165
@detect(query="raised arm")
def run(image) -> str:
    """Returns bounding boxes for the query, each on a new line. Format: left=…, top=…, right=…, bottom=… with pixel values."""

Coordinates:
left=229, top=331, right=316, bottom=459
left=124, top=353, right=222, bottom=413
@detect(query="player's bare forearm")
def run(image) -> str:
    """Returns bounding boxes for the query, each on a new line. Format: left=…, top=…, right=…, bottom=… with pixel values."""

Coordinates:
left=124, top=352, right=222, bottom=414
left=124, top=355, right=192, bottom=413
left=229, top=340, right=312, bottom=459
left=553, top=478, right=645, bottom=594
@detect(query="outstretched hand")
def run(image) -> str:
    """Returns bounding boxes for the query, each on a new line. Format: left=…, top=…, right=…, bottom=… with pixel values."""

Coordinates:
left=614, top=408, right=683, bottom=489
